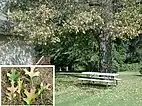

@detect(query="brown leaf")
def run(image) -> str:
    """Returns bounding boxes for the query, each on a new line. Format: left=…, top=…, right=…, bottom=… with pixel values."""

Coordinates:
left=7, top=84, right=18, bottom=94
left=23, top=67, right=40, bottom=78
left=6, top=83, right=18, bottom=100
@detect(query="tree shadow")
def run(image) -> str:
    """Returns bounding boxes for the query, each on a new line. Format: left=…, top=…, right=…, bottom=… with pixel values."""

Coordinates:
left=56, top=80, right=75, bottom=84
left=55, top=73, right=85, bottom=79
left=75, top=82, right=113, bottom=90
left=56, top=74, right=114, bottom=90
left=132, top=75, right=142, bottom=77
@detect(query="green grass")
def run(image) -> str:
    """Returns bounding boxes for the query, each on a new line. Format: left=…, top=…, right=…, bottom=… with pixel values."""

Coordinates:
left=55, top=72, right=142, bottom=106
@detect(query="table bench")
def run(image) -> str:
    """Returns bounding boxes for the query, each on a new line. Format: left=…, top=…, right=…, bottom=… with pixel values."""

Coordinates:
left=78, top=72, right=121, bottom=86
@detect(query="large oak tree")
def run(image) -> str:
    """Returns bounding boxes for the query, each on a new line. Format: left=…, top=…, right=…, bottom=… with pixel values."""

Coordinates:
left=7, top=0, right=142, bottom=72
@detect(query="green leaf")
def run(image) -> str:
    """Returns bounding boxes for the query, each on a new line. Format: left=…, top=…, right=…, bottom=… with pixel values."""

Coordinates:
left=23, top=87, right=38, bottom=105
left=38, top=82, right=51, bottom=95
left=17, top=78, right=23, bottom=94
left=38, top=82, right=44, bottom=95
left=7, top=69, right=21, bottom=84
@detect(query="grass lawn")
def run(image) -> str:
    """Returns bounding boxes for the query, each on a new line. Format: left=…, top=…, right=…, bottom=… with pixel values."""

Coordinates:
left=55, top=72, right=142, bottom=106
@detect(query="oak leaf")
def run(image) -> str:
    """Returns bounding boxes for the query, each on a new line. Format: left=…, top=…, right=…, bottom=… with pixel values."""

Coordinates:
left=7, top=68, right=20, bottom=84
left=23, top=87, right=38, bottom=105
left=23, top=67, right=40, bottom=78
left=6, top=83, right=18, bottom=100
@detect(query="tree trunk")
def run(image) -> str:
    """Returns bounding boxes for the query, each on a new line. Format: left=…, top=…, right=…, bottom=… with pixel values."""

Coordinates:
left=98, top=31, right=112, bottom=73
left=97, top=0, right=114, bottom=73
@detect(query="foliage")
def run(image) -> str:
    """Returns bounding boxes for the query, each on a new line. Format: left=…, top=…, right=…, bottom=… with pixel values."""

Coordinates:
left=17, top=78, right=23, bottom=94
left=139, top=62, right=142, bottom=75
left=7, top=68, right=20, bottom=84
left=111, top=38, right=127, bottom=72
left=112, top=37, right=142, bottom=72
left=139, top=69, right=142, bottom=75
left=126, top=36, right=142, bottom=62
left=6, top=82, right=18, bottom=100
left=120, top=63, right=141, bottom=72
left=7, top=0, right=142, bottom=72
left=62, top=8, right=103, bottom=34
left=40, top=31, right=99, bottom=71
left=9, top=0, right=58, bottom=43
left=23, top=87, right=38, bottom=105
left=23, top=67, right=40, bottom=78
left=113, top=0, right=142, bottom=39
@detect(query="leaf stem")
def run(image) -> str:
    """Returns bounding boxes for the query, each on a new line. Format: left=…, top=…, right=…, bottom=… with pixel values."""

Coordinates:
left=31, top=77, right=34, bottom=87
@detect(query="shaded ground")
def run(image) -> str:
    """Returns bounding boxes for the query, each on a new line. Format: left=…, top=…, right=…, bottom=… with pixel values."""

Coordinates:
left=55, top=72, right=142, bottom=106
left=1, top=67, right=53, bottom=105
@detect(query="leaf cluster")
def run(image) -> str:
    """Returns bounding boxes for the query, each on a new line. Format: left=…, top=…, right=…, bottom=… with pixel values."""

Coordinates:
left=8, top=0, right=142, bottom=44
left=5, top=67, right=51, bottom=105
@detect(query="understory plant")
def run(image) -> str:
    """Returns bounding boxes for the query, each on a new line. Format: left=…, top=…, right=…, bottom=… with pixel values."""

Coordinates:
left=5, top=67, right=51, bottom=105
left=139, top=62, right=142, bottom=75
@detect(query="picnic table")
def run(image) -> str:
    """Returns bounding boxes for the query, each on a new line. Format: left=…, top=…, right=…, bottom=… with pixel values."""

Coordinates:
left=78, top=72, right=121, bottom=86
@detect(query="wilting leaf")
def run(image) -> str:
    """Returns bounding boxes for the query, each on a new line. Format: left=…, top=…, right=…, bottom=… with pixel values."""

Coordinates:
left=38, top=82, right=51, bottom=95
left=7, top=84, right=18, bottom=94
left=23, top=87, right=38, bottom=105
left=6, top=92, right=17, bottom=100
left=6, top=83, right=18, bottom=100
left=7, top=69, right=20, bottom=84
left=23, top=67, right=40, bottom=78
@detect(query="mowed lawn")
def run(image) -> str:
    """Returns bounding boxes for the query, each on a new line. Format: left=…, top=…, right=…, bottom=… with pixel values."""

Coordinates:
left=55, top=72, right=142, bottom=106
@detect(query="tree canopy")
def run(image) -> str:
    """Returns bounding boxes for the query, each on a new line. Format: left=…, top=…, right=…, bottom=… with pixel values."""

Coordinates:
left=8, top=0, right=142, bottom=40
left=6, top=0, right=142, bottom=72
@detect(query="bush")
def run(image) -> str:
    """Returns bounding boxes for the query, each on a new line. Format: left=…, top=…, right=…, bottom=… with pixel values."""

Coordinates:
left=139, top=62, right=142, bottom=75
left=139, top=69, right=142, bottom=75
left=120, top=63, right=141, bottom=72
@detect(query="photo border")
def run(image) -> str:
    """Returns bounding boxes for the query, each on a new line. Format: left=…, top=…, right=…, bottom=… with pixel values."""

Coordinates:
left=0, top=65, right=55, bottom=106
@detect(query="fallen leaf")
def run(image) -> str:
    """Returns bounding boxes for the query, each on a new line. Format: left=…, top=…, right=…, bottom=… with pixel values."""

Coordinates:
left=7, top=84, right=18, bottom=94
left=23, top=67, right=40, bottom=78
left=6, top=92, right=16, bottom=100
left=23, top=87, right=38, bottom=105
left=6, top=83, right=18, bottom=100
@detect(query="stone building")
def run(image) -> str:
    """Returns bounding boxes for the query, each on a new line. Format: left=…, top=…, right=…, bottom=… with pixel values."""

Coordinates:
left=0, top=12, right=34, bottom=65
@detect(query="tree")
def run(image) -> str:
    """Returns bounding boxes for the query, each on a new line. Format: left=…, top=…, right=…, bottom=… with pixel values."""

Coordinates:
left=8, top=0, right=142, bottom=72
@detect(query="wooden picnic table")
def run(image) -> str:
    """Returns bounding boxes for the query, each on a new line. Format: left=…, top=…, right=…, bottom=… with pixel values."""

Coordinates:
left=78, top=72, right=121, bottom=86
left=82, top=72, right=119, bottom=76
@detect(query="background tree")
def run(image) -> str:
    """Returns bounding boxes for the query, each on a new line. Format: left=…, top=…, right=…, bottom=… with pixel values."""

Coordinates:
left=8, top=0, right=142, bottom=72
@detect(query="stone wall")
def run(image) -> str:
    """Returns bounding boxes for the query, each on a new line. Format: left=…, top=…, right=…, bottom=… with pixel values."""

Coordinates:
left=0, top=40, right=35, bottom=65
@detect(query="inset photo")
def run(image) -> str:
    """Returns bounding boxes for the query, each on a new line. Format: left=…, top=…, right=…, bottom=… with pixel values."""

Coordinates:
left=0, top=65, right=55, bottom=106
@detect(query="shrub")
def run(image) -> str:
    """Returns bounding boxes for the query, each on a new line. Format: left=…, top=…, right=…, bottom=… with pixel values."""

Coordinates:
left=120, top=63, right=141, bottom=72
left=139, top=62, right=142, bottom=75
left=139, top=69, right=142, bottom=75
